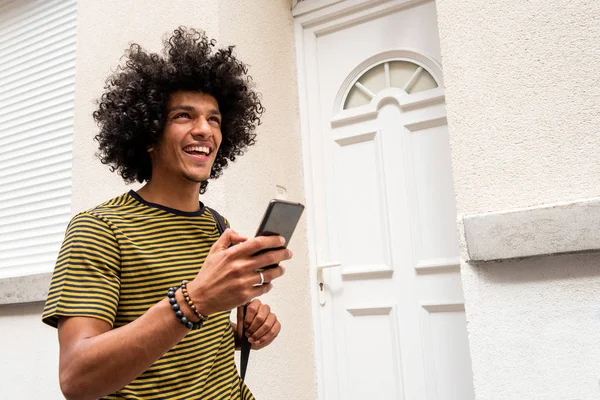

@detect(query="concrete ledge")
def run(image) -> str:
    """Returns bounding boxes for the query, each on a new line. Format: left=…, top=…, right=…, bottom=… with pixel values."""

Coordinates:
left=0, top=273, right=52, bottom=305
left=462, top=197, right=600, bottom=262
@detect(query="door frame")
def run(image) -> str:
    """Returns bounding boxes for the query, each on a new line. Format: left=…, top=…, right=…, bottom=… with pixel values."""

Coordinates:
left=293, top=1, right=446, bottom=398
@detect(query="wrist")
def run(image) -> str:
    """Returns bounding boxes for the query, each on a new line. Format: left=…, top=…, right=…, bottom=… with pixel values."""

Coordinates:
left=186, top=279, right=212, bottom=317
left=174, top=289, right=200, bottom=323
left=166, top=286, right=203, bottom=330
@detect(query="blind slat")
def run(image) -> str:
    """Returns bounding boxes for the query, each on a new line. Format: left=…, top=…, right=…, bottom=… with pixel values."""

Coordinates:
left=0, top=136, right=72, bottom=166
left=0, top=0, right=77, bottom=275
left=0, top=94, right=75, bottom=126
left=0, top=0, right=72, bottom=38
left=0, top=0, right=54, bottom=26
left=1, top=67, right=75, bottom=102
left=0, top=151, right=72, bottom=178
left=1, top=50, right=76, bottom=87
left=0, top=170, right=70, bottom=196
left=0, top=107, right=74, bottom=138
left=0, top=3, right=77, bottom=50
left=0, top=254, right=62, bottom=269
left=0, top=213, right=71, bottom=235
left=0, top=161, right=71, bottom=187
left=0, top=190, right=71, bottom=216
left=0, top=204, right=71, bottom=230
left=0, top=225, right=68, bottom=247
left=0, top=232, right=66, bottom=253
left=0, top=83, right=73, bottom=118
left=0, top=38, right=75, bottom=74
left=1, top=28, right=76, bottom=71
left=0, top=243, right=63, bottom=262
left=0, top=118, right=72, bottom=146
left=0, top=127, right=73, bottom=159
left=0, top=144, right=73, bottom=173
left=0, top=262, right=60, bottom=280
left=1, top=59, right=76, bottom=92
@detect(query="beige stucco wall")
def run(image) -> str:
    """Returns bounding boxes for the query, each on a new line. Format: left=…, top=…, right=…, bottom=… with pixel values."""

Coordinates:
left=0, top=302, right=62, bottom=398
left=0, top=1, right=316, bottom=399
left=436, top=1, right=600, bottom=399
left=217, top=2, right=318, bottom=398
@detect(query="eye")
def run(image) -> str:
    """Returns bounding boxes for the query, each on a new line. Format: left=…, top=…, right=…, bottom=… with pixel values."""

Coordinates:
left=173, top=112, right=191, bottom=119
left=209, top=116, right=221, bottom=126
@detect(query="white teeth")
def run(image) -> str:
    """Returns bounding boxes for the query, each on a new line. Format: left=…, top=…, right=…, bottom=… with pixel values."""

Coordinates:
left=184, top=146, right=210, bottom=155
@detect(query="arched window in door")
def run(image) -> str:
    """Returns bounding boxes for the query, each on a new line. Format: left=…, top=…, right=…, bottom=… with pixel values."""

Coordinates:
left=336, top=50, right=444, bottom=112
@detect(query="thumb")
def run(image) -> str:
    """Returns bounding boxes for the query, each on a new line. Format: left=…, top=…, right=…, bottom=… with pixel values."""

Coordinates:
left=214, top=229, right=247, bottom=250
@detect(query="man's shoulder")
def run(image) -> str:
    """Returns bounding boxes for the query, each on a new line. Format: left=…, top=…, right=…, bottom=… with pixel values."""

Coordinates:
left=76, top=191, right=135, bottom=223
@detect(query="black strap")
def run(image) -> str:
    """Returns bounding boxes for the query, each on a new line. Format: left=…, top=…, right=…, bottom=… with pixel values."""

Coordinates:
left=207, top=207, right=251, bottom=382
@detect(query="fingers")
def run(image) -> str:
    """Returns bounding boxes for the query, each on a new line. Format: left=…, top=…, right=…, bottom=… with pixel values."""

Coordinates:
left=257, top=265, right=285, bottom=284
left=242, top=300, right=282, bottom=350
left=213, top=229, right=247, bottom=251
left=249, top=314, right=280, bottom=345
left=248, top=282, right=273, bottom=300
left=251, top=332, right=278, bottom=350
left=243, top=299, right=262, bottom=328
left=251, top=248, right=293, bottom=272
left=241, top=266, right=285, bottom=290
left=246, top=302, right=270, bottom=338
left=230, top=235, right=287, bottom=258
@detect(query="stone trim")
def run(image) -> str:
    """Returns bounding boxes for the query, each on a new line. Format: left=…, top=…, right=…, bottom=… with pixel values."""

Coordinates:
left=0, top=273, right=52, bottom=305
left=462, top=197, right=600, bottom=262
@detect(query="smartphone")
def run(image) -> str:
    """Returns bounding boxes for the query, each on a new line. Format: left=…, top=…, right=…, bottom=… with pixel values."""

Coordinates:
left=253, top=199, right=305, bottom=269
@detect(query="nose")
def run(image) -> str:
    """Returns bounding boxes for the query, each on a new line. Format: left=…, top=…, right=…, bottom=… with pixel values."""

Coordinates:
left=190, top=117, right=212, bottom=138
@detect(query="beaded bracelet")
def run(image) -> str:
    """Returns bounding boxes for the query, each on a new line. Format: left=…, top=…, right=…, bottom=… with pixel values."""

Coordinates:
left=167, top=287, right=203, bottom=330
left=181, top=280, right=208, bottom=323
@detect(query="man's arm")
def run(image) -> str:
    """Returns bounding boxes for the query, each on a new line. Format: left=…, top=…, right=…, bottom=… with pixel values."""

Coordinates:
left=58, top=291, right=190, bottom=400
left=57, top=230, right=291, bottom=400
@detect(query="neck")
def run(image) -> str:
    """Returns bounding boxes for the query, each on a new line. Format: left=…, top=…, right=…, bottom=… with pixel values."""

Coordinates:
left=137, top=174, right=202, bottom=213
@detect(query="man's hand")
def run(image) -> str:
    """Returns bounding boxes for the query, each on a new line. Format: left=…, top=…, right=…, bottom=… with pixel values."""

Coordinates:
left=188, top=229, right=292, bottom=316
left=235, top=299, right=281, bottom=350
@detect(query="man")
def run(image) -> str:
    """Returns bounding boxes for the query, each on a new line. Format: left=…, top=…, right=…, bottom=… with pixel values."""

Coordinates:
left=42, top=27, right=290, bottom=399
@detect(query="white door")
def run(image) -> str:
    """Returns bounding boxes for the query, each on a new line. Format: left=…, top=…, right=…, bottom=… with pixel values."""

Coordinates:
left=294, top=1, right=475, bottom=399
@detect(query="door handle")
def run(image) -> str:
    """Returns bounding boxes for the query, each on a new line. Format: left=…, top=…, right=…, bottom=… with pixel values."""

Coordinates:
left=316, top=261, right=341, bottom=305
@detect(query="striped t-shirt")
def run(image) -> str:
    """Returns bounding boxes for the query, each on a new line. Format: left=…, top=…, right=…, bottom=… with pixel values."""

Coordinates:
left=42, top=190, right=254, bottom=399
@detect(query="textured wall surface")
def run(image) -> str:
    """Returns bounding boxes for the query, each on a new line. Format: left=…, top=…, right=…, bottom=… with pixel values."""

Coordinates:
left=437, top=0, right=600, bottom=398
left=0, top=303, right=62, bottom=399
left=217, top=1, right=318, bottom=399
left=437, top=0, right=600, bottom=214
left=71, top=1, right=220, bottom=210
left=1, top=1, right=316, bottom=399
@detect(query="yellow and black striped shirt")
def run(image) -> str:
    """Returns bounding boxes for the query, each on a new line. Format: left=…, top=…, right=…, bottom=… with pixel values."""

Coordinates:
left=42, top=191, right=254, bottom=399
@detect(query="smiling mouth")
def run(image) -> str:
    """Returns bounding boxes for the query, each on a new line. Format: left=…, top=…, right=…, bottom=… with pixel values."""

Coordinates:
left=183, top=145, right=212, bottom=157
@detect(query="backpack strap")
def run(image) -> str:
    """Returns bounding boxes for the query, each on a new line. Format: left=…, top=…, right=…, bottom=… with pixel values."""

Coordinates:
left=207, top=207, right=227, bottom=235
left=206, top=207, right=251, bottom=383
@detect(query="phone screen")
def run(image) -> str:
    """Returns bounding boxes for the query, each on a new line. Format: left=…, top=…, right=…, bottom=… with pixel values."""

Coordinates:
left=258, top=201, right=304, bottom=245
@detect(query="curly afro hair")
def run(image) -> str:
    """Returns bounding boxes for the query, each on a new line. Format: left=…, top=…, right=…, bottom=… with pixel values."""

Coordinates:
left=93, top=27, right=264, bottom=193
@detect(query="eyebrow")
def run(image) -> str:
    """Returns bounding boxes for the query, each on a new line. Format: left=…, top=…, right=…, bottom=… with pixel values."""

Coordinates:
left=168, top=105, right=221, bottom=116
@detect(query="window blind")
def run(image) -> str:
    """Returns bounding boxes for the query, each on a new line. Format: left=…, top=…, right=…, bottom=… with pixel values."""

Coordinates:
left=0, top=0, right=77, bottom=278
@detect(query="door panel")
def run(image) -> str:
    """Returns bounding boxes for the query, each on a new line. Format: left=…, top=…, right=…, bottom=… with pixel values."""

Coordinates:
left=300, top=1, right=475, bottom=399
left=334, top=131, right=392, bottom=274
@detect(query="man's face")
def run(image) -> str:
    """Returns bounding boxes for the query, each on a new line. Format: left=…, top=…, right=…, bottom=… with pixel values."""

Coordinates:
left=150, top=91, right=222, bottom=184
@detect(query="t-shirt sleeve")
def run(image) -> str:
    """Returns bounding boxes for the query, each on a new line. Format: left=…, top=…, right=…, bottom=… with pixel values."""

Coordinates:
left=42, top=212, right=121, bottom=328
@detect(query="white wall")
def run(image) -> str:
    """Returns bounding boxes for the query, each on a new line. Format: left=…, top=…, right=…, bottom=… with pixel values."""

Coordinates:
left=436, top=1, right=600, bottom=399
left=217, top=2, right=318, bottom=398
left=0, top=303, right=62, bottom=399
left=0, top=1, right=317, bottom=399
